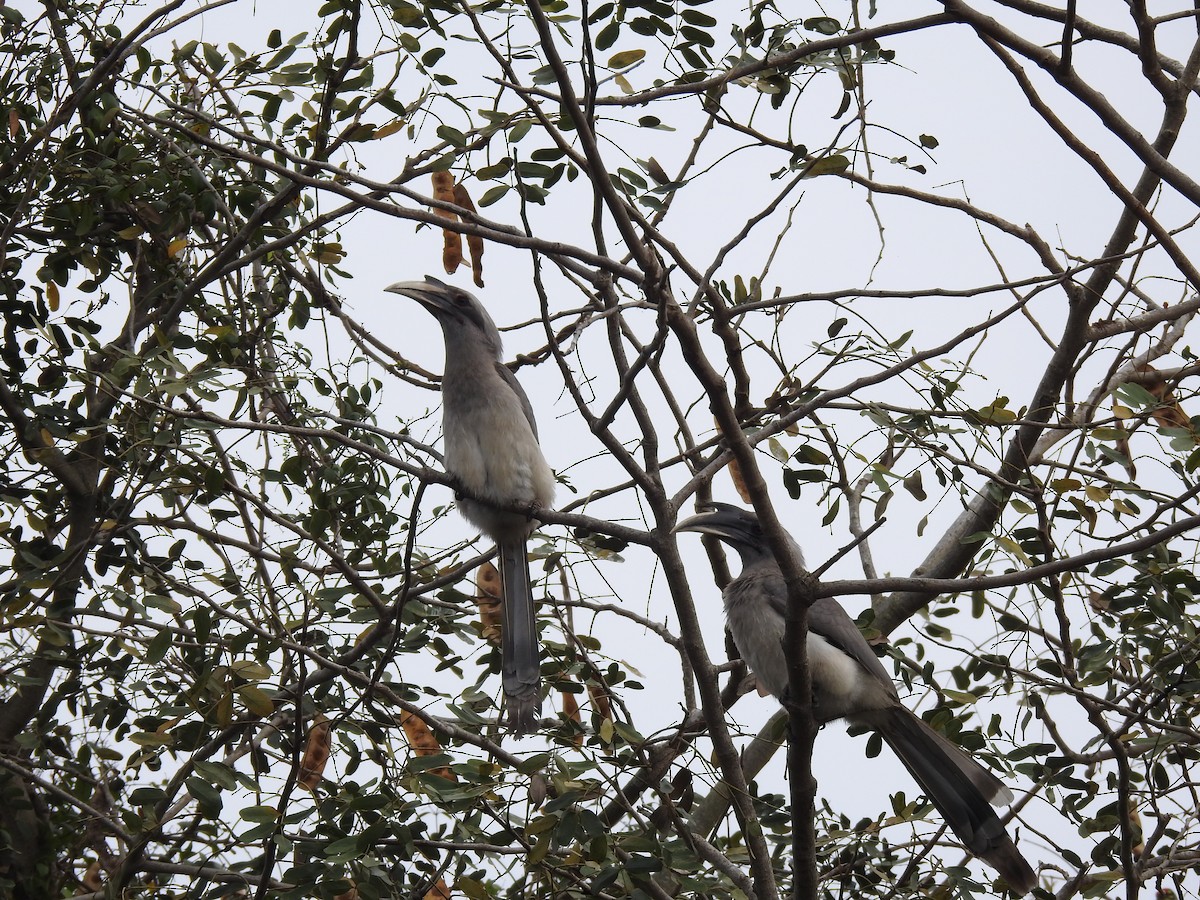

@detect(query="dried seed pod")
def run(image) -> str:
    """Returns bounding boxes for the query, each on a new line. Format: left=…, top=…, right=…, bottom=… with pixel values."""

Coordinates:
left=715, top=415, right=752, bottom=502
left=475, top=561, right=502, bottom=645
left=400, top=710, right=455, bottom=780
left=431, top=171, right=462, bottom=274
left=561, top=689, right=583, bottom=747
left=1137, top=363, right=1193, bottom=432
left=586, top=679, right=613, bottom=720
left=297, top=714, right=332, bottom=791
left=452, top=182, right=485, bottom=288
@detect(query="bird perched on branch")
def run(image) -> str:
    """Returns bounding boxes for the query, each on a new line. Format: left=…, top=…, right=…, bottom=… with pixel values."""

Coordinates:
left=675, top=503, right=1036, bottom=894
left=387, top=276, right=555, bottom=734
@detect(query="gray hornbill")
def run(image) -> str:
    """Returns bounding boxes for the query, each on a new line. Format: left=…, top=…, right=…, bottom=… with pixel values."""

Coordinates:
left=387, top=276, right=555, bottom=734
left=675, top=503, right=1036, bottom=893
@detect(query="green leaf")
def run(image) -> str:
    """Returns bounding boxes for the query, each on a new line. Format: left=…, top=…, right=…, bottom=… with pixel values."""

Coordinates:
left=144, top=630, right=172, bottom=665
left=588, top=3, right=615, bottom=24
left=323, top=835, right=362, bottom=860
left=637, top=115, right=674, bottom=131
left=865, top=731, right=883, bottom=758
left=202, top=43, right=226, bottom=74
left=794, top=445, right=830, bottom=466
left=995, top=535, right=1031, bottom=565
left=478, top=185, right=510, bottom=207
left=611, top=720, right=644, bottom=744
left=476, top=161, right=511, bottom=180
left=236, top=684, right=275, bottom=717
left=261, top=93, right=282, bottom=123
left=230, top=659, right=273, bottom=681
left=528, top=831, right=552, bottom=864
left=902, top=470, right=926, bottom=501
left=1116, top=382, right=1159, bottom=409
left=608, top=49, right=645, bottom=69
left=194, top=761, right=238, bottom=790
left=682, top=10, right=717, bottom=26
left=942, top=689, right=978, bottom=704
left=792, top=468, right=826, bottom=483
left=782, top=469, right=802, bottom=499
left=241, top=805, right=279, bottom=823
left=526, top=814, right=559, bottom=836
left=804, top=154, right=849, bottom=177
left=804, top=17, right=843, bottom=35
left=530, top=64, right=557, bottom=85
left=596, top=21, right=620, bottom=50
left=974, top=399, right=1017, bottom=425
left=625, top=855, right=662, bottom=873
left=391, top=2, right=424, bottom=26
left=679, top=25, right=715, bottom=47
left=436, top=124, right=466, bottom=147
left=130, top=731, right=173, bottom=748
left=875, top=490, right=891, bottom=522
left=130, top=787, right=167, bottom=805
left=186, top=775, right=222, bottom=807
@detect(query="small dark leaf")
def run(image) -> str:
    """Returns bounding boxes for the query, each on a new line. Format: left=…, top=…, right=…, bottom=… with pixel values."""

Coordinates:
left=804, top=16, right=842, bottom=35
left=596, top=21, right=620, bottom=50
left=478, top=185, right=510, bottom=206
left=902, top=470, right=926, bottom=501
left=436, top=124, right=466, bottom=147
left=804, top=154, right=849, bottom=177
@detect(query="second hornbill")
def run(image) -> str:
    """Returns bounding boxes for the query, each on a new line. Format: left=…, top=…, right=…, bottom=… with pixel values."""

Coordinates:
left=387, top=276, right=555, bottom=734
left=675, top=503, right=1036, bottom=893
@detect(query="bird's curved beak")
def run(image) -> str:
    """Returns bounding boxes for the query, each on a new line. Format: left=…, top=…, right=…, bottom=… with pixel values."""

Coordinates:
left=672, top=504, right=749, bottom=541
left=385, top=279, right=450, bottom=314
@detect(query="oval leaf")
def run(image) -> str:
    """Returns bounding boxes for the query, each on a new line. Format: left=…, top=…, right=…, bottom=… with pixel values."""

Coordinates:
left=608, top=48, right=645, bottom=69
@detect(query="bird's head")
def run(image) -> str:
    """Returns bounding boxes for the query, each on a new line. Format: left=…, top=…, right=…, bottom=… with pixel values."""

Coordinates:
left=385, top=276, right=503, bottom=354
left=674, top=502, right=802, bottom=568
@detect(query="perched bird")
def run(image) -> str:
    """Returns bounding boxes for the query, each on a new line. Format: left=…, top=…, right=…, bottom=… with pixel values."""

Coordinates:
left=386, top=276, right=555, bottom=733
left=675, top=503, right=1036, bottom=894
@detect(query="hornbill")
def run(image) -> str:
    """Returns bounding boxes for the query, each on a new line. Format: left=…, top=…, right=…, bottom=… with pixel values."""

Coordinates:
left=387, top=276, right=555, bottom=734
left=675, top=503, right=1036, bottom=893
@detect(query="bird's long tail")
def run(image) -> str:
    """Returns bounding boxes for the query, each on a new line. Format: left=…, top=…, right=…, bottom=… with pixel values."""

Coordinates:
left=864, top=706, right=1036, bottom=894
left=497, top=537, right=541, bottom=734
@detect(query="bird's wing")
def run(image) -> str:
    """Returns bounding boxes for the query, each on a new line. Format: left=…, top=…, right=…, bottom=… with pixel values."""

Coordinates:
left=494, top=361, right=539, bottom=439
left=747, top=563, right=892, bottom=688
left=805, top=597, right=895, bottom=687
